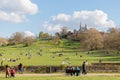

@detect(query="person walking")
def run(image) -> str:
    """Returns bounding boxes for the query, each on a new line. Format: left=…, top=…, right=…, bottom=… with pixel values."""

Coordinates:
left=5, top=65, right=10, bottom=78
left=18, top=63, right=23, bottom=74
left=82, top=61, right=87, bottom=75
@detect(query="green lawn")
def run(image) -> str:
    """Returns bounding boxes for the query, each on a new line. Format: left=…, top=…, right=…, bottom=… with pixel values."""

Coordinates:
left=0, top=76, right=119, bottom=80
left=0, top=39, right=119, bottom=66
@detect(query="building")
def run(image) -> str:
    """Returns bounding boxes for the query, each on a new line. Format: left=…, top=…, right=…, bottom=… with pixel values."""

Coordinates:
left=74, top=23, right=88, bottom=34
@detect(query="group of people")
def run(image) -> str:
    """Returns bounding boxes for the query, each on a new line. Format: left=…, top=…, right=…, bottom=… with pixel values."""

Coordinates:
left=66, top=66, right=80, bottom=76
left=5, top=61, right=87, bottom=78
left=5, top=65, right=15, bottom=78
left=65, top=61, right=88, bottom=76
left=5, top=63, right=23, bottom=78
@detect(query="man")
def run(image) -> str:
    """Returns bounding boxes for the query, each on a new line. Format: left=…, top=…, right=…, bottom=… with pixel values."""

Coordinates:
left=82, top=61, right=87, bottom=75
left=18, top=63, right=23, bottom=74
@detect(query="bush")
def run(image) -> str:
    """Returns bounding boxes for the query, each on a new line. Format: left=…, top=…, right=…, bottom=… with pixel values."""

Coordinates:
left=34, top=67, right=46, bottom=73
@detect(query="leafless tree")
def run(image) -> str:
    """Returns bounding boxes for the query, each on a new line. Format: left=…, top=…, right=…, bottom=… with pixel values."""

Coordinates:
left=0, top=37, right=8, bottom=46
left=9, top=32, right=24, bottom=44
left=81, top=28, right=104, bottom=50
left=104, top=28, right=120, bottom=51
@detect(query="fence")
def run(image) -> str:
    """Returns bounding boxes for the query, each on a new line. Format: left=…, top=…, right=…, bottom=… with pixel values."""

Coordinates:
left=0, top=63, right=120, bottom=73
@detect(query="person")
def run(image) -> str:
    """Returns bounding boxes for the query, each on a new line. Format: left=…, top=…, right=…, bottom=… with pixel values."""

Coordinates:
left=85, top=60, right=88, bottom=65
left=75, top=66, right=80, bottom=76
left=10, top=67, right=15, bottom=77
left=18, top=63, right=23, bottom=74
left=5, top=65, right=10, bottom=78
left=82, top=61, right=87, bottom=75
left=72, top=67, right=76, bottom=76
left=76, top=52, right=78, bottom=56
left=65, top=66, right=70, bottom=76
left=69, top=66, right=73, bottom=76
left=1, top=60, right=3, bottom=66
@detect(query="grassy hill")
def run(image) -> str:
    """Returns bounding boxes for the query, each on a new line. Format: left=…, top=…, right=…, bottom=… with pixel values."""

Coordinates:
left=0, top=39, right=120, bottom=66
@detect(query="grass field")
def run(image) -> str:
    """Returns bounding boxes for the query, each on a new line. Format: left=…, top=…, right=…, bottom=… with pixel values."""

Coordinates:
left=0, top=39, right=120, bottom=66
left=0, top=76, right=120, bottom=80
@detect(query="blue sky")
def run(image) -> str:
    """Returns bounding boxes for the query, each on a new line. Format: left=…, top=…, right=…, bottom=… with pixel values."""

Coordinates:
left=0, top=0, right=120, bottom=38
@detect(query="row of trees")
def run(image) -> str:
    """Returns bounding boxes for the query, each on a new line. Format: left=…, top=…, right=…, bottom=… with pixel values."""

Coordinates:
left=39, top=32, right=52, bottom=40
left=0, top=31, right=53, bottom=47
left=81, top=28, right=120, bottom=51
left=54, top=27, right=120, bottom=51
left=0, top=27, right=120, bottom=51
left=9, top=32, right=35, bottom=46
left=0, top=32, right=35, bottom=47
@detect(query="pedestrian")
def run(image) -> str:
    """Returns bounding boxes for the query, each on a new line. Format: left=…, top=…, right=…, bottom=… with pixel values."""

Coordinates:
left=82, top=61, right=87, bottom=75
left=72, top=67, right=76, bottom=76
left=75, top=66, right=80, bottom=76
left=5, top=65, right=10, bottom=78
left=10, top=67, right=15, bottom=77
left=18, top=63, right=23, bottom=74
left=69, top=66, right=73, bottom=76
left=76, top=52, right=78, bottom=56
left=1, top=60, right=3, bottom=66
left=65, top=66, right=69, bottom=76
left=85, top=60, right=88, bottom=65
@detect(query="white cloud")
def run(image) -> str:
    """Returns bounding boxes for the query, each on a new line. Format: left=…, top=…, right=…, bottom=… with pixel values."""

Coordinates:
left=0, top=0, right=38, bottom=23
left=72, top=10, right=115, bottom=28
left=0, top=11, right=28, bottom=23
left=22, top=31, right=35, bottom=38
left=52, top=14, right=71, bottom=22
left=43, top=22, right=63, bottom=32
left=43, top=10, right=115, bottom=33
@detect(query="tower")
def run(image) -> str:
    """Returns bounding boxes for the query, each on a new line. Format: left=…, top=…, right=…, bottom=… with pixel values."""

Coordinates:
left=80, top=22, right=82, bottom=30
left=78, top=23, right=87, bottom=34
left=84, top=24, right=87, bottom=31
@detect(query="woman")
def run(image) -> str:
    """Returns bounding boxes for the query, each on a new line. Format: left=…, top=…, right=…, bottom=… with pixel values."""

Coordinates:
left=5, top=65, right=10, bottom=78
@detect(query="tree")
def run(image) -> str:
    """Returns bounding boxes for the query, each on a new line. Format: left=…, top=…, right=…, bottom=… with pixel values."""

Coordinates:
left=39, top=32, right=51, bottom=40
left=104, top=28, right=120, bottom=51
left=23, top=36, right=35, bottom=47
left=0, top=37, right=8, bottom=46
left=60, top=27, right=68, bottom=38
left=9, top=32, right=24, bottom=44
left=53, top=32, right=60, bottom=44
left=55, top=32, right=60, bottom=38
left=81, top=28, right=104, bottom=50
left=39, top=32, right=44, bottom=38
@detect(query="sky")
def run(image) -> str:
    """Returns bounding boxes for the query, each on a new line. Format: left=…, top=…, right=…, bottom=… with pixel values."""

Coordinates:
left=0, top=0, right=120, bottom=38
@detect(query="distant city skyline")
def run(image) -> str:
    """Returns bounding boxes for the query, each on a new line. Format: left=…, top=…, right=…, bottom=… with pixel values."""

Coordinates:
left=0, top=0, right=120, bottom=38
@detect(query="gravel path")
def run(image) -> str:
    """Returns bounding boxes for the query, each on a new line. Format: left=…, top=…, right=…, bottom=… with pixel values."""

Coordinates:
left=0, top=73, right=120, bottom=77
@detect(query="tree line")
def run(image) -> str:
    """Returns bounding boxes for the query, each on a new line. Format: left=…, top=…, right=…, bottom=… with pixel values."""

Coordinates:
left=53, top=27, right=120, bottom=51
left=0, top=27, right=120, bottom=52
left=0, top=32, right=35, bottom=47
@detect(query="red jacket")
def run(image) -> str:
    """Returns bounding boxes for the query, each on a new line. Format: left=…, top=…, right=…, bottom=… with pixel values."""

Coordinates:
left=11, top=69, right=15, bottom=74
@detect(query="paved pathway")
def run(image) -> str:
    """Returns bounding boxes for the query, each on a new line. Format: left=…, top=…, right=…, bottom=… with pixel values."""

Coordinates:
left=0, top=73, right=120, bottom=77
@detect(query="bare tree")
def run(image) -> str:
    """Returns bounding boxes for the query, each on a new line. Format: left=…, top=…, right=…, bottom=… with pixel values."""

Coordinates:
left=81, top=28, right=104, bottom=50
left=0, top=37, right=8, bottom=46
left=9, top=32, right=24, bottom=44
left=53, top=33, right=60, bottom=44
left=23, top=36, right=35, bottom=46
left=104, top=28, right=120, bottom=51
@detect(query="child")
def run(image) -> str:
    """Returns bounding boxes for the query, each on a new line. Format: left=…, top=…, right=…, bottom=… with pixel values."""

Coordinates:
left=75, top=66, right=80, bottom=76
left=5, top=65, right=10, bottom=78
left=10, top=67, right=15, bottom=77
